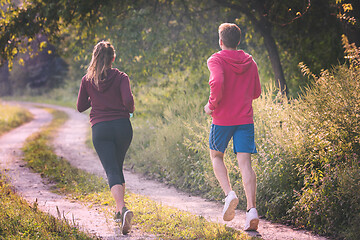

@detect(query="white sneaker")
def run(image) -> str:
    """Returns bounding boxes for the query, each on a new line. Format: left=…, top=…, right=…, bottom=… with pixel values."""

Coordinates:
left=244, top=208, right=259, bottom=231
left=222, top=191, right=239, bottom=221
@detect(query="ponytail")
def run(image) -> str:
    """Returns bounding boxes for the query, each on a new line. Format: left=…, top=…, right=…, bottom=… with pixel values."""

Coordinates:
left=86, top=41, right=115, bottom=87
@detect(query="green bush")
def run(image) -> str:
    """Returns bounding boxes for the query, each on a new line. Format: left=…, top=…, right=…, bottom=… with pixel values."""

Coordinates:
left=286, top=63, right=360, bottom=238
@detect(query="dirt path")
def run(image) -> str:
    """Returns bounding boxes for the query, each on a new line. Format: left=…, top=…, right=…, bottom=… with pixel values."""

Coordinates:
left=0, top=102, right=328, bottom=240
left=0, top=102, right=154, bottom=240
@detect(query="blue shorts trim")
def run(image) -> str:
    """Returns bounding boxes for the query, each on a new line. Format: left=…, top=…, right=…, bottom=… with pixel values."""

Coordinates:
left=209, top=124, right=257, bottom=154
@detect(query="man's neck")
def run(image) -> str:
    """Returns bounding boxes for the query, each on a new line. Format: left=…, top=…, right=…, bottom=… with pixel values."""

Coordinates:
left=221, top=46, right=237, bottom=51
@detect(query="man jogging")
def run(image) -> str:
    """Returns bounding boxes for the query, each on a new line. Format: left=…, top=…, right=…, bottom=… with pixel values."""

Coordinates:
left=204, top=23, right=261, bottom=231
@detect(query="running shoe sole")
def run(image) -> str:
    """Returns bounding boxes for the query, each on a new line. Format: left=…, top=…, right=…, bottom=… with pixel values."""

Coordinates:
left=122, top=210, right=134, bottom=235
left=223, top=197, right=239, bottom=221
left=245, top=218, right=259, bottom=231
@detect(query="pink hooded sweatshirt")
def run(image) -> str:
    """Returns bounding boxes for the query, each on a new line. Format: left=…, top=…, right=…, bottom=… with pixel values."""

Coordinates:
left=207, top=50, right=261, bottom=126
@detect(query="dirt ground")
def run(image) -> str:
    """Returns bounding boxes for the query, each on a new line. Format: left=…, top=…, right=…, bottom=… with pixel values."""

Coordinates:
left=0, top=102, right=329, bottom=240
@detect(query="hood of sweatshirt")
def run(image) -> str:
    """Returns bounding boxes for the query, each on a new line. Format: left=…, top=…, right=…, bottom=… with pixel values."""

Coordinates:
left=91, top=68, right=118, bottom=92
left=212, top=50, right=254, bottom=74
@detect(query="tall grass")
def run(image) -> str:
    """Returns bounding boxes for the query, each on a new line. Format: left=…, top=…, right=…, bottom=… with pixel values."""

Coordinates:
left=0, top=174, right=97, bottom=239
left=0, top=102, right=33, bottom=136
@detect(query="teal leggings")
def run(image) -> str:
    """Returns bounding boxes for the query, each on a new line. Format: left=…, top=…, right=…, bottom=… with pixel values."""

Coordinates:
left=92, top=118, right=132, bottom=189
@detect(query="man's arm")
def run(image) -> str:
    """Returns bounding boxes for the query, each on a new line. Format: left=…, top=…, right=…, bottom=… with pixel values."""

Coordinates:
left=204, top=103, right=213, bottom=115
left=206, top=56, right=224, bottom=111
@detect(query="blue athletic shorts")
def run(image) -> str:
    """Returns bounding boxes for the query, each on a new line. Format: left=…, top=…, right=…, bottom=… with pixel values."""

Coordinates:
left=209, top=123, right=257, bottom=154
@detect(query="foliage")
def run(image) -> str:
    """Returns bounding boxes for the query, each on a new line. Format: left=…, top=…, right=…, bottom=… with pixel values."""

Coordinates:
left=2, top=0, right=359, bottom=238
left=287, top=41, right=360, bottom=237
left=0, top=174, right=97, bottom=240
left=0, top=0, right=113, bottom=66
left=57, top=0, right=222, bottom=86
left=1, top=0, right=351, bottom=97
left=0, top=101, right=33, bottom=136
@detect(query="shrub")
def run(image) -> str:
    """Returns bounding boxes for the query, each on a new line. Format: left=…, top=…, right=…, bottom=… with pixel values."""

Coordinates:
left=287, top=61, right=360, bottom=238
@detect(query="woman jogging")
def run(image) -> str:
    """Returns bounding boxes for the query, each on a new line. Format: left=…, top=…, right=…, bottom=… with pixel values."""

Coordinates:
left=76, top=40, right=135, bottom=235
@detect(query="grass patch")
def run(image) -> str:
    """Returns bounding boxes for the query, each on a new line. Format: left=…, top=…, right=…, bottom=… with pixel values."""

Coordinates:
left=0, top=101, right=33, bottom=136
left=0, top=174, right=97, bottom=240
left=127, top=194, right=249, bottom=240
left=21, top=107, right=254, bottom=239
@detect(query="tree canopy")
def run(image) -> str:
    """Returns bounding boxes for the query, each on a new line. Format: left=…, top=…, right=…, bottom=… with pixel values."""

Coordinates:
left=0, top=0, right=357, bottom=95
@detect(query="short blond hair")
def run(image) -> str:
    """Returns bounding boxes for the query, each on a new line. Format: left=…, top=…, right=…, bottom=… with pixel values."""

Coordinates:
left=218, top=23, right=241, bottom=48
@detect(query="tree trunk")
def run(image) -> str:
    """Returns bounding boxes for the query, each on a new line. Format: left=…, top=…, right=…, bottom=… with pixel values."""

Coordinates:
left=244, top=4, right=288, bottom=95
left=256, top=21, right=288, bottom=95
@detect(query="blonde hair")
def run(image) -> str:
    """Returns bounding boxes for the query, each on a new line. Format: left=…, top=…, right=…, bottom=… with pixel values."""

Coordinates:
left=86, top=41, right=115, bottom=87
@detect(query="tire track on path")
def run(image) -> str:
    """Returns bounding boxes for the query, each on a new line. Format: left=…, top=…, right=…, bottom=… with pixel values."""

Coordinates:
left=47, top=103, right=327, bottom=240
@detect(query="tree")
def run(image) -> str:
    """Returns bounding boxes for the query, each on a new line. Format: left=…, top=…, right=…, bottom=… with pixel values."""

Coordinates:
left=0, top=0, right=348, bottom=95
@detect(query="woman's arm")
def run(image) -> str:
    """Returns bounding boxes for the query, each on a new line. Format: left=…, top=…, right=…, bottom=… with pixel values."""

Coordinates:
left=76, top=77, right=91, bottom=112
left=119, top=74, right=135, bottom=113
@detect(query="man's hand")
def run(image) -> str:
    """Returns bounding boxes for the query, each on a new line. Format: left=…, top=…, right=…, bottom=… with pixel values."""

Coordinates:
left=204, top=103, right=213, bottom=115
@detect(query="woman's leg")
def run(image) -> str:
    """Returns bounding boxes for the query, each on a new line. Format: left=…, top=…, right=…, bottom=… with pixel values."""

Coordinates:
left=113, top=119, right=133, bottom=213
left=92, top=121, right=127, bottom=211
left=111, top=183, right=126, bottom=213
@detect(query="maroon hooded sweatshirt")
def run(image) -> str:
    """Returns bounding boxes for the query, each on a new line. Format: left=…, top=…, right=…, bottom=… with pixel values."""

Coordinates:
left=77, top=68, right=134, bottom=126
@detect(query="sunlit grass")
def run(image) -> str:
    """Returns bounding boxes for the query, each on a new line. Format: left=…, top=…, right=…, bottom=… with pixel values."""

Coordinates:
left=127, top=194, right=250, bottom=240
left=0, top=101, right=33, bottom=136
left=0, top=174, right=97, bottom=240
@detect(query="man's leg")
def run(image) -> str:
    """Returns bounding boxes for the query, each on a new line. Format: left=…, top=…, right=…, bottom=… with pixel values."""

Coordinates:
left=237, top=152, right=259, bottom=230
left=237, top=152, right=256, bottom=210
left=210, top=149, right=239, bottom=221
left=210, top=149, right=232, bottom=195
